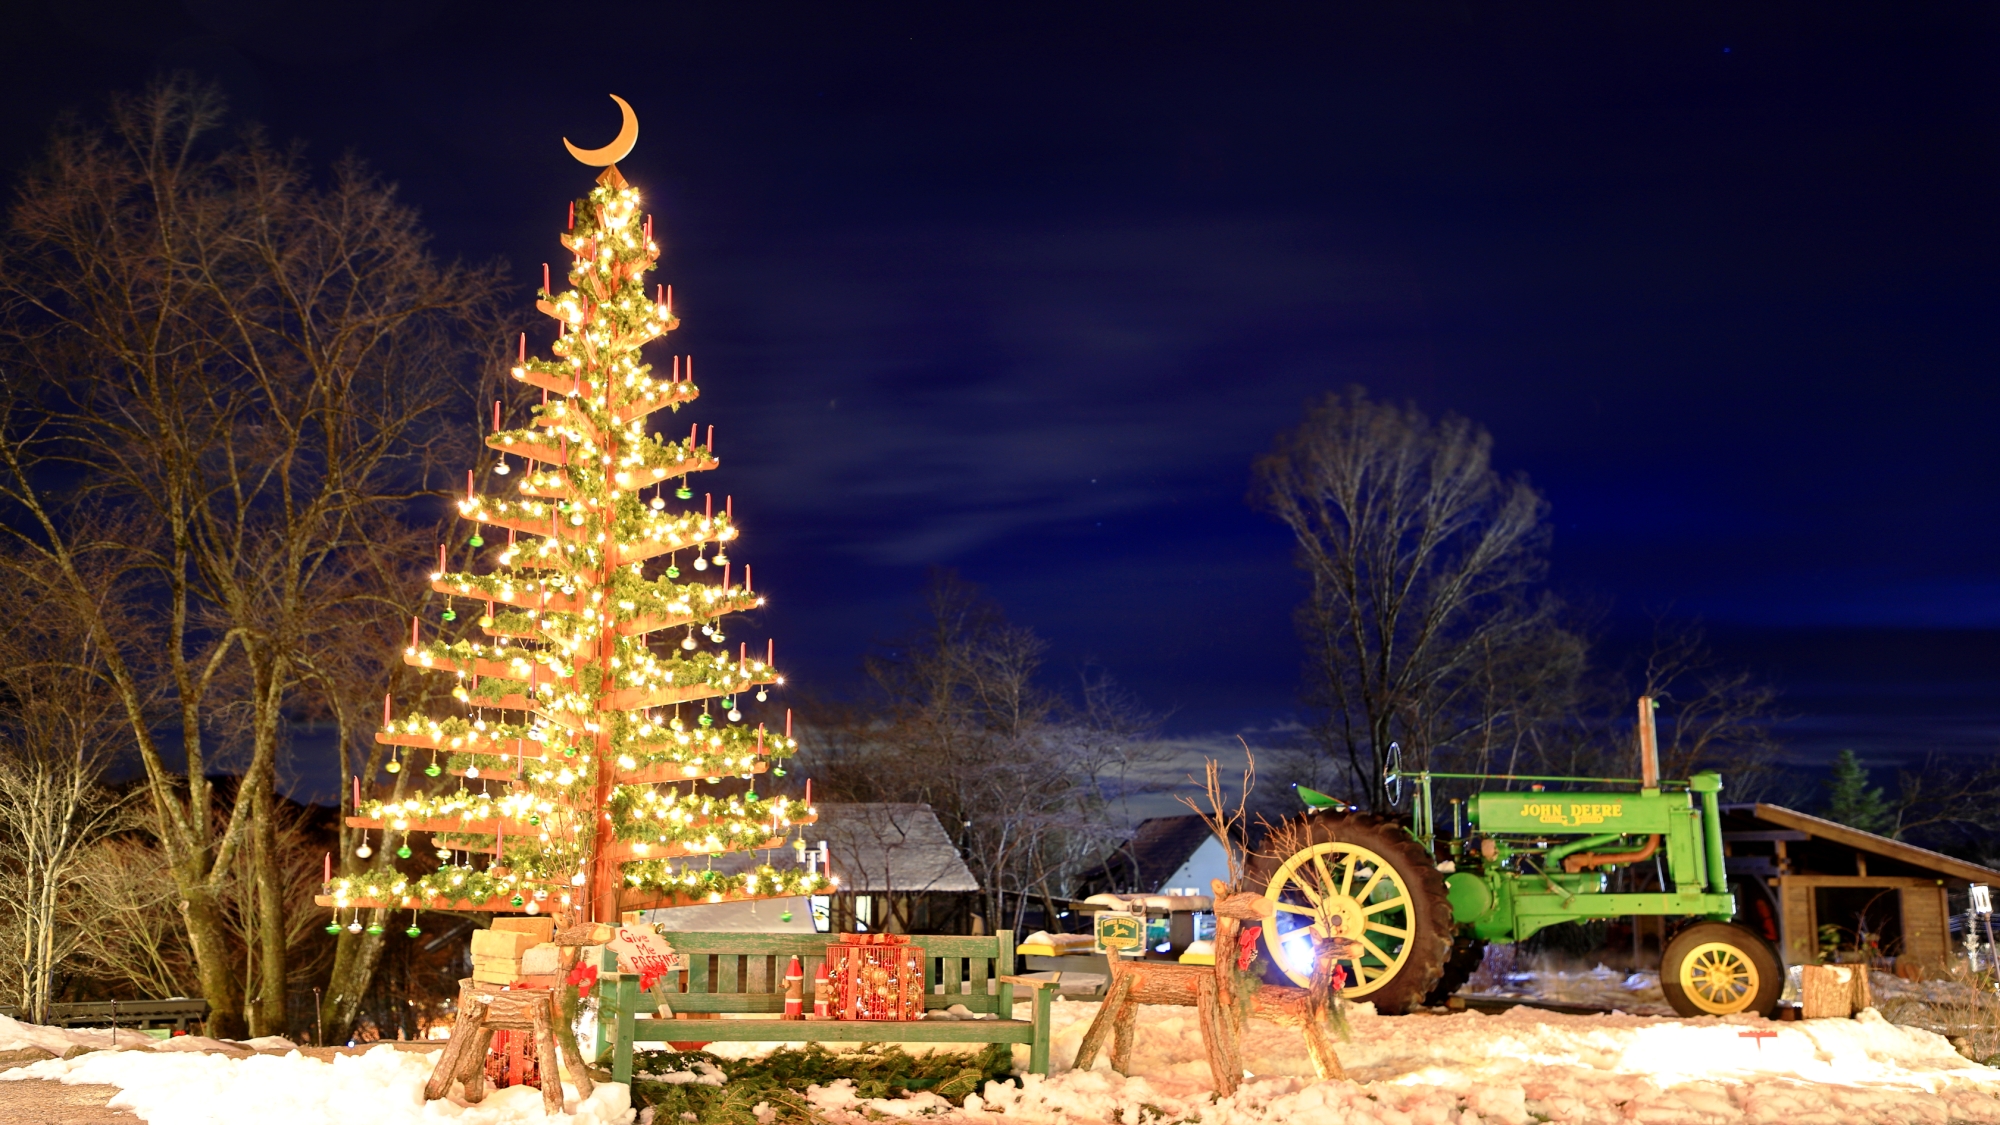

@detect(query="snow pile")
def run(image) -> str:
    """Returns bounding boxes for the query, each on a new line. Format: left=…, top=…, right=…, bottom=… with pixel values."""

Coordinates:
left=0, top=1014, right=157, bottom=1053
left=930, top=1000, right=2000, bottom=1125
left=1, top=1042, right=634, bottom=1125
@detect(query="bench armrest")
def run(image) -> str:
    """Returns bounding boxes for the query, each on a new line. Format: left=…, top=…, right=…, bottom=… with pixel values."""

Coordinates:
left=997, top=974, right=1061, bottom=991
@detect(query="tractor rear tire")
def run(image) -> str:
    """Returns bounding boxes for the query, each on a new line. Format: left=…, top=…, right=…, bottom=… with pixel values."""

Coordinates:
left=1424, top=934, right=1488, bottom=1007
left=1659, top=922, right=1783, bottom=1018
left=1246, top=811, right=1454, bottom=1015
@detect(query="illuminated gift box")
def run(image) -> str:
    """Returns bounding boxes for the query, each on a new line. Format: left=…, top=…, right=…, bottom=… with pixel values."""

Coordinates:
left=826, top=933, right=925, bottom=1021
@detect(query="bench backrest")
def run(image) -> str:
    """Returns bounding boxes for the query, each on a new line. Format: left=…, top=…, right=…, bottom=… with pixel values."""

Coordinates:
left=635, top=931, right=1017, bottom=1017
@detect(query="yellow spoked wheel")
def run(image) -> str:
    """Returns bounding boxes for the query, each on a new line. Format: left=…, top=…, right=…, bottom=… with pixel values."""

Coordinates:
left=1679, top=942, right=1759, bottom=1013
left=1260, top=840, right=1416, bottom=996
left=1659, top=922, right=1783, bottom=1017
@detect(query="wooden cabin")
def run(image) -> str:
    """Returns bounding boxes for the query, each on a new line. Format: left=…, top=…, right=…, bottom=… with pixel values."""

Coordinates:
left=1719, top=803, right=2000, bottom=969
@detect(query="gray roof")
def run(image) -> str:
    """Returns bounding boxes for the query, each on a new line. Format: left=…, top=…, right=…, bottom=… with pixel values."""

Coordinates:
left=808, top=803, right=981, bottom=894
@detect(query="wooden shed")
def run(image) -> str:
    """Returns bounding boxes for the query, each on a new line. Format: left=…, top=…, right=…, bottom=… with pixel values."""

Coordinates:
left=1719, top=803, right=2000, bottom=969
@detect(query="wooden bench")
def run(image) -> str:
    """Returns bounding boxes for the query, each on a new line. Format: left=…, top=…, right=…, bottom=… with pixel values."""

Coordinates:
left=588, top=930, right=1053, bottom=1083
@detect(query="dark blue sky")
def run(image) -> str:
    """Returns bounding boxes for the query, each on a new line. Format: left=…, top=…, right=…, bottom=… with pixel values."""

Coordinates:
left=6, top=2, right=1998, bottom=795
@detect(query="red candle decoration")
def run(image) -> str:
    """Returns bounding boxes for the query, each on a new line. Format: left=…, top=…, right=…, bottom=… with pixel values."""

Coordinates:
left=542, top=263, right=550, bottom=294
left=324, top=852, right=331, bottom=883
left=383, top=693, right=391, bottom=727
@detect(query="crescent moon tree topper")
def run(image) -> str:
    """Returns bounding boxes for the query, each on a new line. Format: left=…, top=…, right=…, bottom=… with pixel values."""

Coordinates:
left=564, top=94, right=639, bottom=166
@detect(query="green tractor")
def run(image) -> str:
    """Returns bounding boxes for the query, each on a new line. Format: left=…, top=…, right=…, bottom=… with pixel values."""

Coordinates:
left=1250, top=697, right=1782, bottom=1018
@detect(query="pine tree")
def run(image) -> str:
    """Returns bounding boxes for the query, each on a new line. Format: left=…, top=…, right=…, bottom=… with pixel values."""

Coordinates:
left=1823, top=749, right=1893, bottom=836
left=321, top=159, right=826, bottom=928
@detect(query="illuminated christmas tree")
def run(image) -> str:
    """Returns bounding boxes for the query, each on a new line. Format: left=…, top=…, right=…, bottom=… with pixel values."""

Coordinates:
left=319, top=98, right=827, bottom=928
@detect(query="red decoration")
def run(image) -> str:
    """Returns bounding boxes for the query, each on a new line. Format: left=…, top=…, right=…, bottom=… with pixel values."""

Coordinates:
left=566, top=962, right=598, bottom=990
left=1237, top=924, right=1262, bottom=971
left=484, top=1029, right=541, bottom=1090
left=826, top=935, right=925, bottom=1021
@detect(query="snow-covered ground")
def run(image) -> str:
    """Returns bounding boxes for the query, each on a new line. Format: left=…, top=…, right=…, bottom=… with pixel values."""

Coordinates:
left=5, top=998, right=1998, bottom=1125
left=1461, top=963, right=1676, bottom=1016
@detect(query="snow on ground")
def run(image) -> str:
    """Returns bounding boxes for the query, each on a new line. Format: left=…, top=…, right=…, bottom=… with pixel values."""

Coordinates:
left=1462, top=964, right=1677, bottom=1016
left=5, top=998, right=1998, bottom=1125
left=798, top=998, right=2000, bottom=1125
left=1, top=1043, right=632, bottom=1125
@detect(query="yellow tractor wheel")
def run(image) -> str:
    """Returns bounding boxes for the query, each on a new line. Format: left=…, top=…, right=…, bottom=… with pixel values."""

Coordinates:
left=1659, top=922, right=1783, bottom=1017
left=1246, top=811, right=1454, bottom=1014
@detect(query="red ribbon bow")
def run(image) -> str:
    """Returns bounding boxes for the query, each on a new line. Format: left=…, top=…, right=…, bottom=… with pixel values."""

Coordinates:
left=566, top=962, right=598, bottom=990
left=1236, top=924, right=1262, bottom=971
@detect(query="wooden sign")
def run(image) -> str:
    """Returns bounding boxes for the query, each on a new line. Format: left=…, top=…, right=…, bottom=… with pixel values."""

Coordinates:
left=605, top=923, right=678, bottom=989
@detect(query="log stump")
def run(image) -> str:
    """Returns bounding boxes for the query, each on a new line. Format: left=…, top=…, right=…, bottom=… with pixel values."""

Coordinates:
left=425, top=980, right=594, bottom=1115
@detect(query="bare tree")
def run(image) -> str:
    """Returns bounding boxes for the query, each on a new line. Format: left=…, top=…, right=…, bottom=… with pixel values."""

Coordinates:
left=65, top=836, right=199, bottom=1002
left=0, top=78, right=502, bottom=1035
left=1633, top=619, right=1782, bottom=796
left=1254, top=388, right=1576, bottom=810
left=804, top=571, right=1142, bottom=933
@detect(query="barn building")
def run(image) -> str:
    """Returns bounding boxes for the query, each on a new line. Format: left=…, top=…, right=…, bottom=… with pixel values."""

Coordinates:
left=1720, top=803, right=1999, bottom=969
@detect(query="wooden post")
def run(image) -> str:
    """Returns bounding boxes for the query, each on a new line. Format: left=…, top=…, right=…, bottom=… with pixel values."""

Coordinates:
left=1073, top=972, right=1133, bottom=1071
left=1110, top=991, right=1137, bottom=1075
left=1195, top=973, right=1236, bottom=1096
left=529, top=998, right=565, bottom=1116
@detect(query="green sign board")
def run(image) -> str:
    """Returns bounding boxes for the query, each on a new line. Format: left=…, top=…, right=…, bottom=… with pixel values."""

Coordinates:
left=1471, top=789, right=1678, bottom=835
left=1094, top=911, right=1143, bottom=957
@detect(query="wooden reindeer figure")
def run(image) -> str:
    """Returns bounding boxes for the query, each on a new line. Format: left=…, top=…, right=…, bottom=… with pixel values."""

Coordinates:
left=1210, top=880, right=1346, bottom=1082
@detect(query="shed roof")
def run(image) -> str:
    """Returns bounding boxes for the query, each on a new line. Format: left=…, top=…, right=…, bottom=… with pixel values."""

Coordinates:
left=1726, top=802, right=2000, bottom=884
left=1089, top=815, right=1223, bottom=893
left=809, top=802, right=981, bottom=894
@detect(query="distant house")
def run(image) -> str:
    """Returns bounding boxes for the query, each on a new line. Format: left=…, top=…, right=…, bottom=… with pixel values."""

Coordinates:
left=1082, top=815, right=1232, bottom=896
left=638, top=802, right=983, bottom=936
left=814, top=802, right=983, bottom=935
left=1720, top=803, right=2000, bottom=969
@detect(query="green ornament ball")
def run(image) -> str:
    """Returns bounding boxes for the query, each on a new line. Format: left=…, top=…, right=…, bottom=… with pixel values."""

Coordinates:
left=780, top=911, right=793, bottom=923
left=442, top=609, right=457, bottom=621
left=424, top=764, right=442, bottom=778
left=405, top=925, right=422, bottom=938
left=774, top=767, right=786, bottom=776
left=469, top=534, right=484, bottom=547
left=666, top=565, right=679, bottom=578
left=325, top=922, right=343, bottom=935
left=365, top=922, right=385, bottom=935
left=698, top=713, right=714, bottom=729
left=511, top=894, right=525, bottom=907
left=676, top=487, right=693, bottom=500
left=396, top=845, right=412, bottom=859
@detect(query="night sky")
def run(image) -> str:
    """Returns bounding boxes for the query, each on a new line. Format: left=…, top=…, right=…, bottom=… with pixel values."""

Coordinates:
left=5, top=2, right=1997, bottom=800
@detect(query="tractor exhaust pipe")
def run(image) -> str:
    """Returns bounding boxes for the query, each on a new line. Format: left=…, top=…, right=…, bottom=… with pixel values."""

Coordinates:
left=1637, top=696, right=1660, bottom=789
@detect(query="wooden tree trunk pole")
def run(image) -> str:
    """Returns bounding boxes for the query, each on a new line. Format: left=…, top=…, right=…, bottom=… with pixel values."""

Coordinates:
left=424, top=1001, right=484, bottom=1100
left=1109, top=992, right=1137, bottom=1076
left=1195, top=973, right=1237, bottom=1096
left=530, top=997, right=565, bottom=1116
left=1073, top=971, right=1133, bottom=1072
left=1301, top=1015, right=1345, bottom=1081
